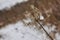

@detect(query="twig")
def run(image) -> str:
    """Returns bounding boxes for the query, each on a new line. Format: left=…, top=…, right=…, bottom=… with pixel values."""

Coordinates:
left=35, top=19, right=53, bottom=40
left=31, top=14, right=53, bottom=40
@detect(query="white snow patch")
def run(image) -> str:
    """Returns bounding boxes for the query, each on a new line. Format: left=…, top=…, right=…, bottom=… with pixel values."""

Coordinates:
left=23, top=18, right=32, bottom=24
left=55, top=33, right=60, bottom=40
left=0, top=21, right=49, bottom=40
left=40, top=13, right=44, bottom=20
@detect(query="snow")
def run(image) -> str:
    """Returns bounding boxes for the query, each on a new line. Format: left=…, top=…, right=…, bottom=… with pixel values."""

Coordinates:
left=23, top=18, right=32, bottom=24
left=55, top=33, right=60, bottom=40
left=0, top=20, right=57, bottom=40
left=0, top=21, right=49, bottom=40
left=40, top=13, right=44, bottom=20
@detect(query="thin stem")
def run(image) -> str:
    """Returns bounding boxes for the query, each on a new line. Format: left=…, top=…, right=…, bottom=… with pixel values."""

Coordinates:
left=35, top=19, right=53, bottom=40
left=31, top=14, right=53, bottom=40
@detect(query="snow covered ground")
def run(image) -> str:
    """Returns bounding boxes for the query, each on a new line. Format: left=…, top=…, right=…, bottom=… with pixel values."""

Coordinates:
left=0, top=21, right=59, bottom=40
left=0, top=21, right=49, bottom=40
left=0, top=0, right=60, bottom=40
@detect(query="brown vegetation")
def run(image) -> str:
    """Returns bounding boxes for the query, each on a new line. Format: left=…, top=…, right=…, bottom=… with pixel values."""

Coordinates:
left=0, top=0, right=60, bottom=33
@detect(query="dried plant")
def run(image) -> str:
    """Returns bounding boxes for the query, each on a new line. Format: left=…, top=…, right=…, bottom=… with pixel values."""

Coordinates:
left=23, top=5, right=54, bottom=40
